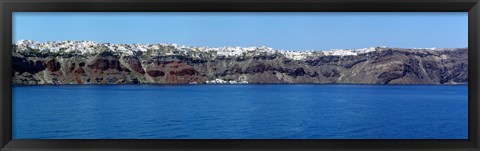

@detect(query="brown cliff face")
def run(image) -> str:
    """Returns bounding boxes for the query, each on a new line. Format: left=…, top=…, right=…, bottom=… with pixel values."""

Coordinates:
left=126, top=56, right=145, bottom=74
left=86, top=51, right=127, bottom=84
left=145, top=60, right=203, bottom=83
left=46, top=59, right=61, bottom=72
left=12, top=47, right=468, bottom=85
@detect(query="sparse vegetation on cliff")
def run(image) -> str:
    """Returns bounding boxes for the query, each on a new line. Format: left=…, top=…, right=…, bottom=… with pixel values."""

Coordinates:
left=12, top=40, right=468, bottom=85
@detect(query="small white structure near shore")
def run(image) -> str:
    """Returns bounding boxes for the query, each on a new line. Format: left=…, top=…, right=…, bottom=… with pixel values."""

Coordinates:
left=205, top=79, right=248, bottom=84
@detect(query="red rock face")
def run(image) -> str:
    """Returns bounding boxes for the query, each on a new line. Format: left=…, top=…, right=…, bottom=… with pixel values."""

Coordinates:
left=110, top=60, right=122, bottom=71
left=147, top=70, right=165, bottom=77
left=86, top=52, right=129, bottom=84
left=44, top=59, right=66, bottom=84
left=146, top=60, right=202, bottom=84
left=177, top=68, right=197, bottom=76
left=88, top=58, right=123, bottom=71
left=74, top=67, right=85, bottom=84
left=75, top=67, right=85, bottom=74
left=127, top=57, right=145, bottom=74
left=46, top=59, right=61, bottom=72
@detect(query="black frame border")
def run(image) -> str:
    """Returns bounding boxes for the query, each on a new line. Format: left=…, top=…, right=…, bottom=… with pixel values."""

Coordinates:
left=1, top=0, right=479, bottom=150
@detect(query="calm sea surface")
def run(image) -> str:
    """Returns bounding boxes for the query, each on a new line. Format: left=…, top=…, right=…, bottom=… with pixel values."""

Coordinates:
left=13, top=84, right=468, bottom=139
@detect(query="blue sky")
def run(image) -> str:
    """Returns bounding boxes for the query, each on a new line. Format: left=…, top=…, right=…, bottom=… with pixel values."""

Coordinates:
left=13, top=12, right=467, bottom=51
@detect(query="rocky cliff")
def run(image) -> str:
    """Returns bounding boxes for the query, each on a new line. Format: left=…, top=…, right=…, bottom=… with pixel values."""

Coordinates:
left=12, top=40, right=468, bottom=85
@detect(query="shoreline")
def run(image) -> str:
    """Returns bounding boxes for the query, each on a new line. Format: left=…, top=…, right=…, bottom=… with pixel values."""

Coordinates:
left=12, top=83, right=469, bottom=87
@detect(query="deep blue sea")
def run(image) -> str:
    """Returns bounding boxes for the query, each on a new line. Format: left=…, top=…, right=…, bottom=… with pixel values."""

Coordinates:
left=13, top=84, right=468, bottom=139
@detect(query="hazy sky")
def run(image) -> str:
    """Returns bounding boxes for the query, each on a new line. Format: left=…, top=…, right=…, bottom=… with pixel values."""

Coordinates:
left=13, top=12, right=467, bottom=51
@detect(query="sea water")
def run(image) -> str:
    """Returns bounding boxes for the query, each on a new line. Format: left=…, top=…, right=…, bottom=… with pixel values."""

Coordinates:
left=12, top=84, right=468, bottom=139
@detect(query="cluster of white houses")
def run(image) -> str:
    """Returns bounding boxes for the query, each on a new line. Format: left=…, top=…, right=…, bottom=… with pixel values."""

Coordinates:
left=205, top=79, right=249, bottom=84
left=16, top=40, right=448, bottom=61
